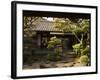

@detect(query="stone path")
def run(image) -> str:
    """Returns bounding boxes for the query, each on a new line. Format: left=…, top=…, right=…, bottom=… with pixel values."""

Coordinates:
left=23, top=58, right=86, bottom=69
left=23, top=52, right=87, bottom=69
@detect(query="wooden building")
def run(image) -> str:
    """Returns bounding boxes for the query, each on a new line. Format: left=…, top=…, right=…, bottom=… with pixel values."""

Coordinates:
left=23, top=10, right=90, bottom=53
left=31, top=18, right=75, bottom=50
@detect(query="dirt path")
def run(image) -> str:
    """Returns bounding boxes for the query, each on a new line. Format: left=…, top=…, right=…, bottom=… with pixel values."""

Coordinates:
left=23, top=53, right=86, bottom=69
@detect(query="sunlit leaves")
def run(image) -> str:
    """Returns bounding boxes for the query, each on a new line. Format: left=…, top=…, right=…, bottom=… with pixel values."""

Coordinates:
left=81, top=46, right=90, bottom=56
left=72, top=28, right=83, bottom=34
left=79, top=55, right=89, bottom=65
left=24, top=16, right=41, bottom=37
left=54, top=18, right=90, bottom=34
left=47, top=36, right=61, bottom=49
left=47, top=36, right=62, bottom=61
left=54, top=18, right=72, bottom=32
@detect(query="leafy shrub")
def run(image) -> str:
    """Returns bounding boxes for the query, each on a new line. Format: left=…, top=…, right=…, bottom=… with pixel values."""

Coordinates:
left=72, top=43, right=82, bottom=54
left=54, top=47, right=62, bottom=54
left=73, top=28, right=83, bottom=34
left=73, top=43, right=81, bottom=49
left=47, top=36, right=62, bottom=61
left=47, top=36, right=61, bottom=48
left=81, top=20, right=89, bottom=33
left=47, top=53, right=61, bottom=61
left=81, top=46, right=90, bottom=56
left=79, top=55, right=89, bottom=65
left=47, top=43, right=54, bottom=49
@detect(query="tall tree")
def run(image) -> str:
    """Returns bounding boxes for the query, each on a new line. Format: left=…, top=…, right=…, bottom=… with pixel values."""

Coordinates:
left=54, top=18, right=90, bottom=63
left=24, top=16, right=42, bottom=37
left=54, top=18, right=90, bottom=45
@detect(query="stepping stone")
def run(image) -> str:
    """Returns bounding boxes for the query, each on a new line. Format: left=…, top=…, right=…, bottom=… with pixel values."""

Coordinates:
left=40, top=64, right=52, bottom=68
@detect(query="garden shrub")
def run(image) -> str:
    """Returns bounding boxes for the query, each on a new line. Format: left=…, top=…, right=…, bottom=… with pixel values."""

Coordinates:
left=47, top=53, right=61, bottom=61
left=47, top=36, right=61, bottom=49
left=47, top=36, right=62, bottom=61
left=81, top=46, right=90, bottom=56
left=54, top=47, right=62, bottom=55
left=79, top=55, right=89, bottom=65
left=73, top=28, right=83, bottom=34
left=72, top=43, right=83, bottom=55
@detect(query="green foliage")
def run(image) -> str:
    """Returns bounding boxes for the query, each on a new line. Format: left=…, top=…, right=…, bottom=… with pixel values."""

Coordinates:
left=24, top=16, right=41, bottom=37
left=78, top=19, right=89, bottom=35
left=32, top=32, right=37, bottom=36
left=54, top=47, right=62, bottom=54
left=72, top=43, right=81, bottom=49
left=47, top=53, right=61, bottom=61
left=82, top=25, right=89, bottom=33
left=47, top=36, right=62, bottom=61
left=51, top=36, right=61, bottom=44
left=73, top=20, right=89, bottom=35
left=79, top=55, right=89, bottom=65
left=73, top=28, right=83, bottom=34
left=47, top=36, right=61, bottom=49
left=54, top=18, right=73, bottom=32
left=79, top=19, right=89, bottom=25
left=72, top=43, right=83, bottom=54
left=54, top=18, right=66, bottom=27
left=53, top=18, right=90, bottom=65
left=81, top=46, right=90, bottom=56
left=47, top=43, right=54, bottom=49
